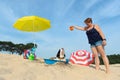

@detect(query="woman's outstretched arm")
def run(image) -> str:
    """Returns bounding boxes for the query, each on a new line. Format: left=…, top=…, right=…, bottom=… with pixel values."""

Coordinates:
left=71, top=25, right=86, bottom=31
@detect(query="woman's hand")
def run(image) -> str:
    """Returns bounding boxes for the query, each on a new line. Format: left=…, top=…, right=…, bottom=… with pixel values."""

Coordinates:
left=102, top=40, right=107, bottom=46
left=69, top=26, right=74, bottom=31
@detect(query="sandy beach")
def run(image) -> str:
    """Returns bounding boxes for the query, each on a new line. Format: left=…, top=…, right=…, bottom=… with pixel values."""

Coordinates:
left=0, top=53, right=120, bottom=80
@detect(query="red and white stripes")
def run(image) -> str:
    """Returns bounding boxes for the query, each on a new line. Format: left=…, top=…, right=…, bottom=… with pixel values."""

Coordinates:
left=70, top=50, right=94, bottom=66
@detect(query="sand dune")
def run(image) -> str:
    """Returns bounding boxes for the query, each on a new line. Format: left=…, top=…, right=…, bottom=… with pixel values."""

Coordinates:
left=0, top=54, right=120, bottom=80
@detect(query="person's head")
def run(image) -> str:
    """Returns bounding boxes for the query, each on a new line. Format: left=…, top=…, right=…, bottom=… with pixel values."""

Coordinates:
left=84, top=18, right=92, bottom=26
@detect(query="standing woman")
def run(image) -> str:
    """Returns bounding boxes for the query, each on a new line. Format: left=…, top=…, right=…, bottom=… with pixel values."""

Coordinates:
left=70, top=18, right=109, bottom=73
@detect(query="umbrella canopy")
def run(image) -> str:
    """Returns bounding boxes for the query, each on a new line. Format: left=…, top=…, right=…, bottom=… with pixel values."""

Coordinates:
left=69, top=50, right=94, bottom=66
left=13, top=16, right=50, bottom=32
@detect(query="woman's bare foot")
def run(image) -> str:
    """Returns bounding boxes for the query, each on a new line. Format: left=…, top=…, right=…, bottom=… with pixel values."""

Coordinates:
left=95, top=66, right=100, bottom=70
left=106, top=69, right=110, bottom=74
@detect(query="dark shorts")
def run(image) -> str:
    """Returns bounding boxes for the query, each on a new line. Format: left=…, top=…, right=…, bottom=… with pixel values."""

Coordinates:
left=90, top=40, right=102, bottom=48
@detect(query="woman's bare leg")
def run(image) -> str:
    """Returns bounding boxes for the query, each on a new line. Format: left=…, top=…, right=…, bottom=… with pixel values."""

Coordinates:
left=91, top=47, right=100, bottom=70
left=96, top=45, right=110, bottom=73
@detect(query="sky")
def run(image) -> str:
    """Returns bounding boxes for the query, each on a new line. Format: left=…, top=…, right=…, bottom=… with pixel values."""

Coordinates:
left=0, top=0, right=120, bottom=58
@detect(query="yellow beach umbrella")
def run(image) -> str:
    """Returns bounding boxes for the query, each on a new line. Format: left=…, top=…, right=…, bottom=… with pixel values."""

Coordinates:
left=13, top=16, right=51, bottom=47
left=13, top=16, right=50, bottom=32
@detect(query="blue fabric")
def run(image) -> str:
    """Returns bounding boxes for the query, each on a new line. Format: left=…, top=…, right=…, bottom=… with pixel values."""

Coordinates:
left=90, top=40, right=102, bottom=47
left=86, top=27, right=102, bottom=44
left=44, top=59, right=69, bottom=64
left=44, top=59, right=58, bottom=64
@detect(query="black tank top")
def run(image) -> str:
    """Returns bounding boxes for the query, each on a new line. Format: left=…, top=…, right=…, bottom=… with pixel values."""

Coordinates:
left=86, top=25, right=102, bottom=44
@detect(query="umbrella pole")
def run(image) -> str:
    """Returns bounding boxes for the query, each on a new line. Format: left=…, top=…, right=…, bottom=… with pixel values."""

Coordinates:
left=32, top=19, right=35, bottom=48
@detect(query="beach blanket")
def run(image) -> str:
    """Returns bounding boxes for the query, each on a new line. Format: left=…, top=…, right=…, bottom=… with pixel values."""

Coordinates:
left=44, top=59, right=69, bottom=64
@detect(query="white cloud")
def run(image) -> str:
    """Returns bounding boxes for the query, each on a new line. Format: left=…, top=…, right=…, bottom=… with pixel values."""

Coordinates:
left=91, top=0, right=120, bottom=18
left=73, top=0, right=99, bottom=17
left=52, top=0, right=76, bottom=19
left=61, top=0, right=76, bottom=16
left=99, top=0, right=120, bottom=17
left=0, top=2, right=18, bottom=23
left=84, top=0, right=99, bottom=9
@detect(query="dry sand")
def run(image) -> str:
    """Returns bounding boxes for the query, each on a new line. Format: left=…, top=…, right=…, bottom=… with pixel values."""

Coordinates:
left=0, top=54, right=120, bottom=80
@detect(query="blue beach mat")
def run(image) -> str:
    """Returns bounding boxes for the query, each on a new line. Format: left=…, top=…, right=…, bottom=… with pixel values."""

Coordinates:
left=44, top=59, right=69, bottom=65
